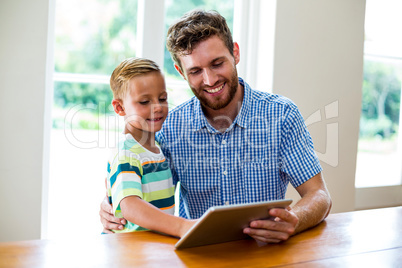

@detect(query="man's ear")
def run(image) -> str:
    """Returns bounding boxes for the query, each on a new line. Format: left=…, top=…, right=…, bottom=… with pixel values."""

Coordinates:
left=174, top=64, right=187, bottom=81
left=112, top=99, right=125, bottom=116
left=233, top=42, right=240, bottom=65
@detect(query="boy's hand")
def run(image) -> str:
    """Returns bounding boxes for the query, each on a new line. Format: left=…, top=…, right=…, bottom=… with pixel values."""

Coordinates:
left=99, top=197, right=126, bottom=233
left=179, top=219, right=198, bottom=237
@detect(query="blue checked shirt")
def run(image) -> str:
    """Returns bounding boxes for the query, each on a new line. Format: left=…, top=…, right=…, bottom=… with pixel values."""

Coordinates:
left=156, top=78, right=322, bottom=219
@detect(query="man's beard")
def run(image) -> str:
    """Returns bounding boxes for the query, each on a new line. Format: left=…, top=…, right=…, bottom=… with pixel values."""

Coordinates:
left=192, top=67, right=239, bottom=111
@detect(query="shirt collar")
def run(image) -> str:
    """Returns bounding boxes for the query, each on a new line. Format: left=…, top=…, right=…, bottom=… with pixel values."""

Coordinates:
left=234, top=77, right=251, bottom=129
left=192, top=98, right=207, bottom=131
left=191, top=77, right=251, bottom=133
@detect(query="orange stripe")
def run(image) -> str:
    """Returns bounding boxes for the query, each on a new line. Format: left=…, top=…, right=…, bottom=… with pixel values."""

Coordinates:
left=142, top=159, right=165, bottom=166
left=160, top=204, right=175, bottom=210
left=120, top=171, right=139, bottom=174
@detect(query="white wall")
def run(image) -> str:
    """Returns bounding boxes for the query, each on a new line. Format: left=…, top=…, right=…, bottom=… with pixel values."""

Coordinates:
left=0, top=0, right=51, bottom=241
left=275, top=0, right=366, bottom=213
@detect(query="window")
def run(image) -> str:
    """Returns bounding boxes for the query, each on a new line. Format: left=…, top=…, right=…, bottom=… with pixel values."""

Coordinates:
left=47, top=0, right=138, bottom=239
left=355, top=0, right=402, bottom=188
left=47, top=0, right=235, bottom=239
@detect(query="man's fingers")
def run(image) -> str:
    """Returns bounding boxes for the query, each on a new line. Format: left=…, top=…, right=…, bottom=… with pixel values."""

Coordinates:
left=243, top=209, right=298, bottom=244
left=99, top=197, right=126, bottom=230
left=100, top=196, right=127, bottom=225
left=244, top=226, right=291, bottom=242
left=102, top=228, right=114, bottom=234
left=250, top=219, right=295, bottom=235
left=100, top=197, right=113, bottom=214
left=99, top=208, right=123, bottom=224
left=99, top=205, right=126, bottom=226
left=269, top=208, right=298, bottom=227
left=99, top=211, right=125, bottom=230
left=248, top=234, right=282, bottom=244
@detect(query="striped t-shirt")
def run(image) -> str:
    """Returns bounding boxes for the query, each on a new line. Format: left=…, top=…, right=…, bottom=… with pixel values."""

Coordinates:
left=107, top=133, right=175, bottom=232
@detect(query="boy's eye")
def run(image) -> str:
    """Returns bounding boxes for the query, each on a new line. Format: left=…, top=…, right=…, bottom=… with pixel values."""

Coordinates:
left=139, top=101, right=149, bottom=105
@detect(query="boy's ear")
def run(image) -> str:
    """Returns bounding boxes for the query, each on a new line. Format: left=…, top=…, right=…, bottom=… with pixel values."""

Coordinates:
left=174, top=64, right=187, bottom=81
left=112, top=99, right=125, bottom=116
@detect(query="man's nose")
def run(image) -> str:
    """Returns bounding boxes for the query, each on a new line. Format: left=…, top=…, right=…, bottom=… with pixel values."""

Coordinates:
left=202, top=69, right=218, bottom=86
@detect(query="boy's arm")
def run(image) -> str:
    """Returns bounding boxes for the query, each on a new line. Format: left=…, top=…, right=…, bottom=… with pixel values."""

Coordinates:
left=120, top=196, right=196, bottom=238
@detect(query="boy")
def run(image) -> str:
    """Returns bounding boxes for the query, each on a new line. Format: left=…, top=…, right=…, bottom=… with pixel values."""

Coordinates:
left=107, top=57, right=195, bottom=237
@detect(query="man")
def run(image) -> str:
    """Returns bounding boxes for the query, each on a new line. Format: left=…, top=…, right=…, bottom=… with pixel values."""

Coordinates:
left=100, top=9, right=332, bottom=244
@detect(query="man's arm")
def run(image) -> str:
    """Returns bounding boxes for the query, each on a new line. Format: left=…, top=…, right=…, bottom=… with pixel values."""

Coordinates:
left=291, top=172, right=332, bottom=234
left=243, top=172, right=331, bottom=243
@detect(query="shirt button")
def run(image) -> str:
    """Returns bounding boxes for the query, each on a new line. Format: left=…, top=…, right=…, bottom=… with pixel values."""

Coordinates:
left=222, top=140, right=227, bottom=145
left=223, top=171, right=228, bottom=175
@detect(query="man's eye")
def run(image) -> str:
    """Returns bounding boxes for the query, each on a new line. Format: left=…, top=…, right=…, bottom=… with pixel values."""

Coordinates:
left=190, top=69, right=201, bottom=75
left=213, top=62, right=223, bottom=68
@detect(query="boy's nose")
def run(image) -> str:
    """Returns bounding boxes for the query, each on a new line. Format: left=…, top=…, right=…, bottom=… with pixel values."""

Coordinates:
left=152, top=103, right=163, bottom=113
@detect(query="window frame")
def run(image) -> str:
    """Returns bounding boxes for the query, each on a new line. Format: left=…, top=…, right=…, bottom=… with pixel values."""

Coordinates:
left=354, top=0, right=402, bottom=209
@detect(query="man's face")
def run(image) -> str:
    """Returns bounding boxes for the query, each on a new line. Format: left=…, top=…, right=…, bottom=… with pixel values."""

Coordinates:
left=176, top=35, right=240, bottom=111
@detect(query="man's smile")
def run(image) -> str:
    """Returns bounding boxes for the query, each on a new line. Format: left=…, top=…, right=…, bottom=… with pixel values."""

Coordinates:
left=205, top=82, right=225, bottom=94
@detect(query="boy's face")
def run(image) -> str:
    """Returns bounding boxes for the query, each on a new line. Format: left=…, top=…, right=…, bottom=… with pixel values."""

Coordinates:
left=120, top=71, right=168, bottom=136
left=175, top=35, right=240, bottom=111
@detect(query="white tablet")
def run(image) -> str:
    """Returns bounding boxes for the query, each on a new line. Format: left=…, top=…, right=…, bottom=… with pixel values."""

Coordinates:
left=175, top=199, right=293, bottom=249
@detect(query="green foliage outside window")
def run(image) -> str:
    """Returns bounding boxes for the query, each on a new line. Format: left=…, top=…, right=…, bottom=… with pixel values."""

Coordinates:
left=53, top=0, right=138, bottom=130
left=53, top=0, right=234, bottom=130
left=359, top=60, right=401, bottom=140
left=55, top=0, right=138, bottom=75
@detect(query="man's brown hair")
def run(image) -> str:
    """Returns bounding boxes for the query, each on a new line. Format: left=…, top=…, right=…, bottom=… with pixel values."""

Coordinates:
left=166, top=9, right=234, bottom=71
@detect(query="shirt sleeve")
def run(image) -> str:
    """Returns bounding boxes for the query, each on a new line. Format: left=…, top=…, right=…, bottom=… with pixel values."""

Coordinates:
left=280, top=104, right=322, bottom=188
left=156, top=129, right=179, bottom=186
left=107, top=160, right=112, bottom=205
left=108, top=153, right=144, bottom=218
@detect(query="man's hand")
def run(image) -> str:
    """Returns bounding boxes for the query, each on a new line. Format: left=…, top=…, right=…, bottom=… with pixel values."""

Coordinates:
left=243, top=207, right=298, bottom=244
left=100, top=196, right=126, bottom=233
left=243, top=173, right=332, bottom=244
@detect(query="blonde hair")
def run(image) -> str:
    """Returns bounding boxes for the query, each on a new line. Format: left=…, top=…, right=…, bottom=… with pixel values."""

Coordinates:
left=110, top=57, right=161, bottom=99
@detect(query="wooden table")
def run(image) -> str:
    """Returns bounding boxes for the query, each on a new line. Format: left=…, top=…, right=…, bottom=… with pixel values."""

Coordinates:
left=1, top=206, right=401, bottom=267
